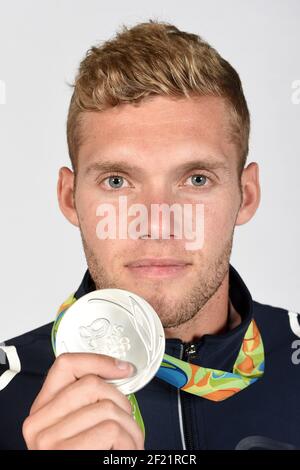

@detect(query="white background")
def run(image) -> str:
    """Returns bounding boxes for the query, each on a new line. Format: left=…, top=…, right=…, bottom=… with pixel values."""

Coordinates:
left=0, top=0, right=299, bottom=341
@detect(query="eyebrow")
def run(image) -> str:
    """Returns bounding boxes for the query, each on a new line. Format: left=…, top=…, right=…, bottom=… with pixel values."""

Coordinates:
left=84, top=157, right=230, bottom=178
left=85, top=160, right=146, bottom=177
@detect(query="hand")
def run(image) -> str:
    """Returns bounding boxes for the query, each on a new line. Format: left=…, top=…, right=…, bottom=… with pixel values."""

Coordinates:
left=22, top=353, right=144, bottom=450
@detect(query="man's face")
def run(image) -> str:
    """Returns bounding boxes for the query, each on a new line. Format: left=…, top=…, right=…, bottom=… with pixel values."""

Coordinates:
left=67, top=95, right=244, bottom=329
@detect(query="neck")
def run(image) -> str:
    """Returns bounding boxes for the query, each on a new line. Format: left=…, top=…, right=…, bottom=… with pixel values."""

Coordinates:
left=164, top=270, right=241, bottom=343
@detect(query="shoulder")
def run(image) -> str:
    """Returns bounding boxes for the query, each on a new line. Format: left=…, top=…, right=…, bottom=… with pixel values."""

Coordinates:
left=3, top=321, right=54, bottom=346
left=1, top=321, right=55, bottom=380
left=252, top=299, right=299, bottom=334
left=0, top=322, right=55, bottom=449
left=252, top=299, right=300, bottom=351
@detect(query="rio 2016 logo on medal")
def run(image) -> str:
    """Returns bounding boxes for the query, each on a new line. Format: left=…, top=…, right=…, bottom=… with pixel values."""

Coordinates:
left=54, top=289, right=165, bottom=395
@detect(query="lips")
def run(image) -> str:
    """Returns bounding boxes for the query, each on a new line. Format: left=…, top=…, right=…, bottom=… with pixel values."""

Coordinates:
left=126, top=258, right=191, bottom=267
left=125, top=258, right=192, bottom=279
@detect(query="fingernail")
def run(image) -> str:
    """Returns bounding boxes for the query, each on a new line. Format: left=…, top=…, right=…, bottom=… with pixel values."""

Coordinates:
left=128, top=364, right=137, bottom=377
left=115, top=359, right=134, bottom=373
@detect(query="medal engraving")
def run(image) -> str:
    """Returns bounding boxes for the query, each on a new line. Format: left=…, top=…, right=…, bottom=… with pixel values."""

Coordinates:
left=79, top=318, right=131, bottom=359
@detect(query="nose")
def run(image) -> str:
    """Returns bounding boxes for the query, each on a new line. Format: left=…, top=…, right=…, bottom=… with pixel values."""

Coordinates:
left=135, top=187, right=181, bottom=241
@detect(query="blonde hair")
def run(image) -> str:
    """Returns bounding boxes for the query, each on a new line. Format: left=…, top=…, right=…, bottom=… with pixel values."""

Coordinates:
left=67, top=19, right=250, bottom=175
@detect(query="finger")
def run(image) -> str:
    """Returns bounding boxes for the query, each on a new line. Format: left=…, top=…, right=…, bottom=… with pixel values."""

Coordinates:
left=33, top=401, right=144, bottom=450
left=26, top=374, right=133, bottom=435
left=31, top=353, right=135, bottom=413
left=40, top=421, right=138, bottom=450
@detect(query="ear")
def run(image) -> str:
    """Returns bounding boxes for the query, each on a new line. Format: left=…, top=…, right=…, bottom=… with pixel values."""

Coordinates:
left=57, top=166, right=79, bottom=227
left=235, top=162, right=261, bottom=226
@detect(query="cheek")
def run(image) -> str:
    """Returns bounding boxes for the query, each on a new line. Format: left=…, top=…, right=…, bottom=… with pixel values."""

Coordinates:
left=75, top=191, right=130, bottom=261
left=74, top=195, right=105, bottom=259
left=75, top=189, right=116, bottom=238
left=76, top=199, right=100, bottom=242
left=203, top=197, right=237, bottom=246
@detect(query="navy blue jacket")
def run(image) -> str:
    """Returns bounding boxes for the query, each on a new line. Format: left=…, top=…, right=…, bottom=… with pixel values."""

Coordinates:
left=1, top=264, right=300, bottom=450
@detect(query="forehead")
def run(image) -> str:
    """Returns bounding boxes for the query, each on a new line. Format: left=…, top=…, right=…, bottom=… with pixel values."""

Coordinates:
left=76, top=95, right=237, bottom=169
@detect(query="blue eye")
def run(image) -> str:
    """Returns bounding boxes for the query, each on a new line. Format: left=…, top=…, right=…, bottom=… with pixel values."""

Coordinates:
left=99, top=174, right=131, bottom=191
left=188, top=174, right=207, bottom=186
left=102, top=175, right=129, bottom=189
left=108, top=176, right=123, bottom=188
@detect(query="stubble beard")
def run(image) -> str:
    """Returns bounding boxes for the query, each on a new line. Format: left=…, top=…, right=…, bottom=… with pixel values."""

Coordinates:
left=78, top=230, right=234, bottom=330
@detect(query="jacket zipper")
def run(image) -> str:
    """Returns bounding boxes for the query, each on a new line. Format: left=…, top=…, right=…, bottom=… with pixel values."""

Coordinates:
left=178, top=342, right=197, bottom=450
left=177, top=344, right=186, bottom=450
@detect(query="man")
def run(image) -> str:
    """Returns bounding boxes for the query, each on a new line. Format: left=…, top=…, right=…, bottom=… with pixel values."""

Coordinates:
left=0, top=19, right=299, bottom=450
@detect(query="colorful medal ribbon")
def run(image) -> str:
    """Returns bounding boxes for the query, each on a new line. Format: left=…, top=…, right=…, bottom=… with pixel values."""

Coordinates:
left=51, top=292, right=265, bottom=438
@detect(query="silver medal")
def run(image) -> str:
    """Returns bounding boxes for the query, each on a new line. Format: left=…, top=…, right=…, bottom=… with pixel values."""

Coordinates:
left=55, top=288, right=165, bottom=395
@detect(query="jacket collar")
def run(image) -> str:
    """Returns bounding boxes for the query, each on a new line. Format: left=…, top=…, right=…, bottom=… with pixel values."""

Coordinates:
left=74, top=263, right=253, bottom=371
